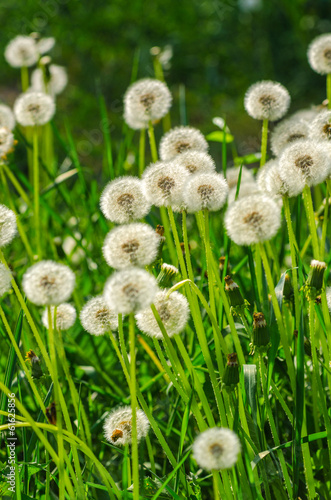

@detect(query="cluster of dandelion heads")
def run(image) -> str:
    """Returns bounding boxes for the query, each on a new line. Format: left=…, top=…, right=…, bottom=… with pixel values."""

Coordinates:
left=159, top=126, right=208, bottom=161
left=244, top=80, right=290, bottom=121
left=14, top=92, right=55, bottom=127
left=100, top=177, right=151, bottom=224
left=226, top=166, right=254, bottom=190
left=192, top=427, right=241, bottom=471
left=0, top=127, right=15, bottom=159
left=225, top=194, right=281, bottom=246
left=42, top=303, right=76, bottom=331
left=103, top=223, right=160, bottom=269
left=0, top=263, right=12, bottom=297
left=0, top=205, right=17, bottom=247
left=22, top=261, right=75, bottom=306
left=308, top=33, right=331, bottom=75
left=103, top=267, right=158, bottom=314
left=0, top=104, right=15, bottom=130
left=135, top=289, right=190, bottom=339
left=31, top=65, right=68, bottom=96
left=4, top=35, right=39, bottom=68
left=124, top=78, right=172, bottom=130
left=309, top=110, right=331, bottom=143
left=142, top=161, right=189, bottom=207
left=104, top=406, right=150, bottom=446
left=182, top=172, right=229, bottom=212
left=270, top=116, right=310, bottom=156
left=80, top=296, right=118, bottom=336
left=173, top=150, right=216, bottom=175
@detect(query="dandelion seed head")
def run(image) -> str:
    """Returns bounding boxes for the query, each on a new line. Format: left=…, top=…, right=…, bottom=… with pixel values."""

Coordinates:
left=42, top=303, right=76, bottom=330
left=182, top=172, right=229, bottom=212
left=0, top=263, right=12, bottom=297
left=228, top=181, right=260, bottom=205
left=308, top=33, right=331, bottom=75
left=244, top=80, right=290, bottom=121
left=14, top=92, right=55, bottom=126
left=0, top=104, right=15, bottom=130
left=0, top=127, right=15, bottom=159
left=309, top=110, right=331, bottom=143
left=4, top=35, right=39, bottom=68
left=172, top=151, right=216, bottom=175
left=104, top=406, right=150, bottom=445
left=271, top=116, right=310, bottom=156
left=192, top=427, right=241, bottom=471
left=80, top=296, right=118, bottom=336
left=31, top=65, right=68, bottom=96
left=142, top=161, right=190, bottom=207
left=36, top=37, right=55, bottom=55
left=159, top=126, right=208, bottom=161
left=0, top=204, right=17, bottom=247
left=257, top=159, right=289, bottom=198
left=226, top=166, right=254, bottom=190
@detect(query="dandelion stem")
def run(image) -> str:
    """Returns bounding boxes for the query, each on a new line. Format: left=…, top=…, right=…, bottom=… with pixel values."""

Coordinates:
left=320, top=182, right=329, bottom=261
left=21, top=66, right=29, bottom=92
left=33, top=125, right=41, bottom=259
left=302, top=185, right=320, bottom=259
left=283, top=196, right=300, bottom=330
left=129, top=313, right=139, bottom=500
left=148, top=120, right=158, bottom=162
left=138, top=128, right=145, bottom=177
left=260, top=119, right=268, bottom=167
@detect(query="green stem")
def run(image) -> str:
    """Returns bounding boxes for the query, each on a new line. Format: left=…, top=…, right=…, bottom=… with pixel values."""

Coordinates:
left=129, top=313, right=139, bottom=500
left=302, top=185, right=320, bottom=259
left=148, top=121, right=158, bottom=163
left=139, top=128, right=146, bottom=177
left=283, top=196, right=300, bottom=330
left=260, top=119, right=268, bottom=167
left=327, top=73, right=331, bottom=109
left=33, top=126, right=41, bottom=259
left=160, top=206, right=177, bottom=265
left=320, top=183, right=329, bottom=261
left=21, top=66, right=29, bottom=92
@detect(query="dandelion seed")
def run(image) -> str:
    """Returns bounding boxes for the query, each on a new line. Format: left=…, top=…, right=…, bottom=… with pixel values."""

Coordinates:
left=192, top=427, right=241, bottom=471
left=0, top=104, right=15, bottom=130
left=104, top=406, right=150, bottom=445
left=80, top=296, right=118, bottom=336
left=142, top=161, right=189, bottom=207
left=271, top=116, right=310, bottom=156
left=31, top=65, right=68, bottom=96
left=244, top=80, right=290, bottom=121
left=226, top=166, right=254, bottom=190
left=14, top=92, right=55, bottom=127
left=173, top=151, right=216, bottom=174
left=4, top=35, right=38, bottom=68
left=0, top=127, right=15, bottom=159
left=182, top=172, right=229, bottom=212
left=159, top=126, right=208, bottom=161
left=42, top=303, right=76, bottom=330
left=0, top=204, right=17, bottom=247
left=0, top=263, right=12, bottom=297
left=308, top=33, right=331, bottom=75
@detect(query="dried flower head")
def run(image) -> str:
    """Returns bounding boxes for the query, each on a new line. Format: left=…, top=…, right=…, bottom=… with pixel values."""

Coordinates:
left=226, top=166, right=254, bottom=190
left=0, top=263, right=12, bottom=297
left=100, top=177, right=151, bottom=224
left=244, top=80, right=290, bottom=121
left=308, top=33, right=331, bottom=75
left=102, top=223, right=161, bottom=269
left=4, top=35, right=38, bottom=68
left=159, top=126, right=208, bottom=161
left=31, top=65, right=68, bottom=96
left=0, top=104, right=15, bottom=130
left=42, top=303, right=77, bottom=330
left=309, top=110, right=331, bottom=143
left=103, top=267, right=158, bottom=314
left=173, top=150, right=216, bottom=175
left=135, top=289, right=189, bottom=339
left=182, top=172, right=229, bottom=212
left=0, top=127, right=15, bottom=159
left=224, top=194, right=281, bottom=246
left=14, top=92, right=55, bottom=126
left=0, top=204, right=17, bottom=247
left=271, top=116, right=309, bottom=156
left=192, top=427, right=241, bottom=471
left=142, top=161, right=189, bottom=207
left=80, top=296, right=118, bottom=336
left=104, top=406, right=150, bottom=445
left=22, top=261, right=75, bottom=306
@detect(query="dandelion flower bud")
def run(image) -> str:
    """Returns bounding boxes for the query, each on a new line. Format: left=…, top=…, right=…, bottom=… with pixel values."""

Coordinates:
left=142, top=161, right=189, bottom=207
left=102, top=223, right=161, bottom=269
left=222, top=353, right=240, bottom=390
left=224, top=194, right=281, bottom=246
left=271, top=116, right=309, bottom=156
left=80, top=296, right=118, bottom=336
left=31, top=65, right=68, bottom=96
left=135, top=289, right=189, bottom=339
left=244, top=80, right=290, bottom=121
left=22, top=260, right=75, bottom=306
left=4, top=35, right=38, bottom=68
left=104, top=406, right=150, bottom=445
left=100, top=177, right=151, bottom=224
left=252, top=312, right=270, bottom=351
left=0, top=204, right=17, bottom=247
left=14, top=92, right=55, bottom=127
left=182, top=172, right=229, bottom=212
left=308, top=33, right=331, bottom=75
left=309, top=110, right=331, bottom=143
left=224, top=275, right=248, bottom=313
left=156, top=263, right=179, bottom=288
left=304, top=260, right=327, bottom=300
left=0, top=104, right=15, bottom=130
left=0, top=263, right=12, bottom=297
left=173, top=151, right=216, bottom=174
left=104, top=267, right=158, bottom=314
left=192, top=427, right=241, bottom=471
left=0, top=127, right=15, bottom=159
left=159, top=126, right=208, bottom=161
left=42, top=303, right=76, bottom=330
left=226, top=166, right=254, bottom=190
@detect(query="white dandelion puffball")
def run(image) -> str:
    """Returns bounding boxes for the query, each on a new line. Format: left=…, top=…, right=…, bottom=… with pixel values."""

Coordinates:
left=226, top=166, right=254, bottom=190
left=142, top=161, right=190, bottom=207
left=278, top=140, right=331, bottom=197
left=103, top=223, right=161, bottom=269
left=0, top=127, right=15, bottom=159
left=271, top=116, right=310, bottom=156
left=42, top=303, right=76, bottom=330
left=80, top=296, right=118, bottom=336
left=36, top=37, right=55, bottom=55
left=0, top=105, right=15, bottom=131
left=104, top=406, right=150, bottom=446
left=244, top=80, right=290, bottom=121
left=183, top=172, right=229, bottom=212
left=14, top=92, right=55, bottom=127
left=309, top=110, right=331, bottom=143
left=192, top=427, right=241, bottom=471
left=291, top=108, right=319, bottom=123
left=173, top=150, right=216, bottom=175
left=159, top=126, right=209, bottom=161
left=258, top=160, right=289, bottom=198
left=228, top=181, right=260, bottom=205
left=103, top=267, right=158, bottom=314
left=225, top=194, right=281, bottom=246
left=4, top=36, right=38, bottom=68
left=22, top=261, right=75, bottom=306
left=124, top=78, right=172, bottom=129
left=308, top=34, right=331, bottom=75
left=0, top=263, right=12, bottom=297
left=135, top=289, right=190, bottom=339
left=31, top=65, right=68, bottom=96
left=326, top=287, right=331, bottom=312
left=100, top=176, right=151, bottom=224
left=0, top=205, right=17, bottom=247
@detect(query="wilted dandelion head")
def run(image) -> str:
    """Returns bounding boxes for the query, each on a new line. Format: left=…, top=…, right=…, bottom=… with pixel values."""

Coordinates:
left=173, top=150, right=216, bottom=175
left=224, top=194, right=281, bottom=246
left=192, top=427, right=241, bottom=471
left=0, top=105, right=15, bottom=131
left=14, top=92, right=55, bottom=127
left=244, top=80, right=290, bottom=121
left=42, top=303, right=76, bottom=330
left=0, top=204, right=17, bottom=247
left=226, top=166, right=254, bottom=190
left=159, top=126, right=208, bottom=161
left=102, top=223, right=161, bottom=269
left=4, top=35, right=38, bottom=68
left=100, top=177, right=151, bottom=224
left=309, top=110, right=331, bottom=143
left=103, top=267, right=158, bottom=314
left=80, top=296, right=118, bottom=336
left=104, top=406, right=150, bottom=445
left=182, top=172, right=229, bottom=212
left=271, top=116, right=310, bottom=156
left=135, top=289, right=190, bottom=339
left=0, top=263, right=12, bottom=297
left=142, top=161, right=190, bottom=207
left=228, top=180, right=261, bottom=205
left=0, top=127, right=15, bottom=159
left=124, top=78, right=172, bottom=129
left=31, top=65, right=68, bottom=96
left=308, top=33, right=331, bottom=75
left=257, top=160, right=289, bottom=198
left=22, top=261, right=75, bottom=306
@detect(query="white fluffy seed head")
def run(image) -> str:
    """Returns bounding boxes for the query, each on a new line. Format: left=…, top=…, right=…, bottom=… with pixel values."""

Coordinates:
left=42, top=303, right=76, bottom=330
left=135, top=289, right=190, bottom=339
left=0, top=127, right=15, bottom=159
left=100, top=177, right=151, bottom=224
left=4, top=36, right=39, bottom=68
left=257, top=160, right=289, bottom=197
left=244, top=80, right=290, bottom=121
left=0, top=204, right=17, bottom=247
left=80, top=296, right=118, bottom=336
left=22, top=261, right=75, bottom=306
left=182, top=172, right=229, bottom=212
left=225, top=194, right=281, bottom=246
left=14, top=92, right=55, bottom=126
left=308, top=34, right=331, bottom=75
left=142, top=161, right=190, bottom=207
left=226, top=166, right=254, bottom=190
left=103, top=267, right=158, bottom=314
left=104, top=406, right=150, bottom=446
left=271, top=116, right=310, bottom=156
left=228, top=181, right=260, bottom=205
left=159, top=126, right=209, bottom=161
left=192, top=427, right=241, bottom=471
left=172, top=150, right=216, bottom=175
left=0, top=263, right=12, bottom=297
left=309, top=110, right=331, bottom=143
left=36, top=37, right=55, bottom=55
left=31, top=65, right=68, bottom=96
left=0, top=105, right=15, bottom=130
left=102, top=223, right=161, bottom=269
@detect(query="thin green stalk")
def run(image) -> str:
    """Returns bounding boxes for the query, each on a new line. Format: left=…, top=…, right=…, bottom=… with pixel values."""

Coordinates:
left=260, top=119, right=268, bottom=167
left=283, top=196, right=300, bottom=330
left=21, top=66, right=29, bottom=92
left=129, top=313, right=139, bottom=500
left=327, top=73, right=331, bottom=109
left=1, top=162, right=31, bottom=207
left=302, top=185, right=320, bottom=259
left=33, top=126, right=41, bottom=258
left=139, top=128, right=146, bottom=177
left=212, top=470, right=222, bottom=500
left=160, top=206, right=177, bottom=265
left=320, top=183, right=329, bottom=261
left=148, top=120, right=158, bottom=162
